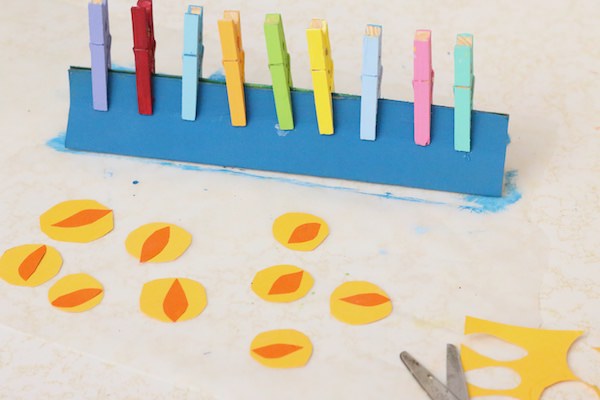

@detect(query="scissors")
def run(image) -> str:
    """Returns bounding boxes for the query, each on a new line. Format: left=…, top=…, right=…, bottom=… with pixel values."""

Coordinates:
left=400, top=344, right=469, bottom=400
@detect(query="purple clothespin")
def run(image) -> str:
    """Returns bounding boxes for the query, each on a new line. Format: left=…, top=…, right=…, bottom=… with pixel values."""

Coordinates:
left=88, top=0, right=111, bottom=111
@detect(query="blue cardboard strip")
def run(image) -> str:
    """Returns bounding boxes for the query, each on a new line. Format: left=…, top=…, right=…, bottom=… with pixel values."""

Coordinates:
left=65, top=67, right=509, bottom=196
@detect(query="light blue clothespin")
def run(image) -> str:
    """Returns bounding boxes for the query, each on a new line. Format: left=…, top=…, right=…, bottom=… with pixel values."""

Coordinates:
left=360, top=24, right=382, bottom=141
left=182, top=5, right=204, bottom=121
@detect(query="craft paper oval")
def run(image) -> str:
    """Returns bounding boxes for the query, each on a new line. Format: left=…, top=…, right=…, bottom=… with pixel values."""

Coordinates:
left=330, top=281, right=392, bottom=325
left=40, top=200, right=113, bottom=243
left=140, top=278, right=207, bottom=322
left=0, top=244, right=62, bottom=287
left=272, top=212, right=329, bottom=251
left=251, top=265, right=314, bottom=303
left=250, top=329, right=312, bottom=368
left=48, top=273, right=104, bottom=312
left=125, top=223, right=192, bottom=263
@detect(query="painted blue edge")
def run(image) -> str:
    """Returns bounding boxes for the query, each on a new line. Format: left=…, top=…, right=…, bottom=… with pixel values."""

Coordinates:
left=65, top=67, right=509, bottom=196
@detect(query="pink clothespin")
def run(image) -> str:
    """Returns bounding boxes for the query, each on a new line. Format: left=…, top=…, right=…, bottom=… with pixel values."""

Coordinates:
left=413, top=30, right=433, bottom=146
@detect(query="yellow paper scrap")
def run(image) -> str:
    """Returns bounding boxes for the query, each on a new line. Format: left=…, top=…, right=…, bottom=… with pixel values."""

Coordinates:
left=462, top=316, right=600, bottom=399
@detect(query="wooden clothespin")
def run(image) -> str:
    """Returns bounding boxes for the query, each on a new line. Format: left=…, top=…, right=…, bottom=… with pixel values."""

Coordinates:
left=88, top=0, right=111, bottom=111
left=306, top=19, right=335, bottom=135
left=181, top=5, right=204, bottom=121
left=264, top=14, right=294, bottom=131
left=360, top=24, right=382, bottom=141
left=218, top=10, right=246, bottom=127
left=454, top=33, right=474, bottom=152
left=413, top=30, right=433, bottom=146
left=131, top=0, right=156, bottom=115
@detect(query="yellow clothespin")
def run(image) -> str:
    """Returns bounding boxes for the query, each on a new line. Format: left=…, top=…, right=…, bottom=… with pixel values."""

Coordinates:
left=306, top=19, right=334, bottom=135
left=218, top=10, right=246, bottom=126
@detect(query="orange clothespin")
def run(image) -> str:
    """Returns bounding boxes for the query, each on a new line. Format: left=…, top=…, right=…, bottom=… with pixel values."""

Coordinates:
left=218, top=11, right=246, bottom=126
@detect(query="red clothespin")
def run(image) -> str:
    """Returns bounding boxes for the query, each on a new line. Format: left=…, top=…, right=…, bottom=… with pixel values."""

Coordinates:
left=131, top=0, right=156, bottom=115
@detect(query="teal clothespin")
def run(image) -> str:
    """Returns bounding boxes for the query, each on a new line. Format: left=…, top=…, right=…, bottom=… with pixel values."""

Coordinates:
left=182, top=5, right=204, bottom=121
left=264, top=13, right=294, bottom=130
left=360, top=24, right=382, bottom=141
left=454, top=33, right=474, bottom=152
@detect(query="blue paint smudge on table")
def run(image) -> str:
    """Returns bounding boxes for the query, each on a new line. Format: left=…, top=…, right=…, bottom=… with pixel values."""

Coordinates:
left=461, top=171, right=522, bottom=213
left=47, top=133, right=520, bottom=213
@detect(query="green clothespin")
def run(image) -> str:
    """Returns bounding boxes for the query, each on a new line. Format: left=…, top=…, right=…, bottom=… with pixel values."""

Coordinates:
left=454, top=33, right=474, bottom=152
left=264, top=14, right=294, bottom=130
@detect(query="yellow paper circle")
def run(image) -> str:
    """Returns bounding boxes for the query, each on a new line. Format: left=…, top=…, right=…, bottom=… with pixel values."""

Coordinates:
left=250, top=329, right=313, bottom=368
left=0, top=244, right=62, bottom=287
left=125, top=222, right=192, bottom=263
left=40, top=199, right=114, bottom=243
left=140, top=278, right=207, bottom=323
left=48, top=273, right=104, bottom=313
left=330, top=281, right=392, bottom=325
left=272, top=212, right=329, bottom=251
left=251, top=265, right=314, bottom=303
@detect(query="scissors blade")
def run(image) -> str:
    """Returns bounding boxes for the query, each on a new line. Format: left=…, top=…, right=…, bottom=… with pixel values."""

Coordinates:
left=400, top=351, right=461, bottom=400
left=446, top=344, right=469, bottom=400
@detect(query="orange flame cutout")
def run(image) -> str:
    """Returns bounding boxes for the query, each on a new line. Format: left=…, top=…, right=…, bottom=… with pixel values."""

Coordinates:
left=51, top=288, right=103, bottom=308
left=52, top=209, right=112, bottom=228
left=18, top=245, right=47, bottom=281
left=288, top=223, right=321, bottom=244
left=268, top=271, right=304, bottom=295
left=140, top=226, right=171, bottom=262
left=162, top=279, right=189, bottom=322
left=252, top=344, right=303, bottom=359
left=340, top=293, right=390, bottom=307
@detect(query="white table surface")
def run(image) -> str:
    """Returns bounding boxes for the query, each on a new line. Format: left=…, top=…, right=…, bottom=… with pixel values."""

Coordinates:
left=0, top=0, right=599, bottom=399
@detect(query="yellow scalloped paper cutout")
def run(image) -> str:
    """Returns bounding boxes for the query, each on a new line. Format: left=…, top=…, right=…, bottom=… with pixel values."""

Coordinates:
left=330, top=281, right=392, bottom=325
left=272, top=212, right=329, bottom=251
left=140, top=278, right=207, bottom=323
left=40, top=200, right=113, bottom=243
left=48, top=273, right=104, bottom=313
left=462, top=316, right=600, bottom=399
left=250, top=329, right=313, bottom=368
left=125, top=223, right=192, bottom=263
left=251, top=265, right=314, bottom=303
left=0, top=244, right=62, bottom=287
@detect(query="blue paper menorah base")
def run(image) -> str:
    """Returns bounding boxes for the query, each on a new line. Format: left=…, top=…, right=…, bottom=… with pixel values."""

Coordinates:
left=65, top=67, right=509, bottom=196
